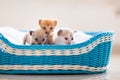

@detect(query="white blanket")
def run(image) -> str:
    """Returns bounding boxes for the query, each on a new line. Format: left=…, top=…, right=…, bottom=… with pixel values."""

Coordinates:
left=0, top=27, right=26, bottom=45
left=0, top=27, right=92, bottom=45
left=73, top=31, right=92, bottom=44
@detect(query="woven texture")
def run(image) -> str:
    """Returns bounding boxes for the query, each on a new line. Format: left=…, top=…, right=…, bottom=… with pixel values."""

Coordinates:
left=0, top=32, right=114, bottom=74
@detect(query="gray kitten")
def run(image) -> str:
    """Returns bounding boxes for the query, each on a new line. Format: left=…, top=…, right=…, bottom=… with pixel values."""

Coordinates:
left=23, top=29, right=47, bottom=45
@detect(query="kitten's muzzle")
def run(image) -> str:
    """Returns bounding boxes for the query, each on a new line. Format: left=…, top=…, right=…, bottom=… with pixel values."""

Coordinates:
left=66, top=42, right=71, bottom=44
left=45, top=32, right=49, bottom=35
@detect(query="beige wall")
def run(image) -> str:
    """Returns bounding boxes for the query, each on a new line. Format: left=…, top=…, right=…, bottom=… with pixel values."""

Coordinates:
left=0, top=0, right=119, bottom=52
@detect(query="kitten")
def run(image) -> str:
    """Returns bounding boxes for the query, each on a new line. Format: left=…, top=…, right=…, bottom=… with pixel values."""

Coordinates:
left=39, top=19, right=57, bottom=44
left=54, top=29, right=74, bottom=45
left=23, top=29, right=47, bottom=45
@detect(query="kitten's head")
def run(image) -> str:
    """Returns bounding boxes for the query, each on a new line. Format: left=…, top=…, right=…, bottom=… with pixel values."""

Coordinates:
left=29, top=29, right=47, bottom=45
left=57, top=29, right=73, bottom=44
left=39, top=19, right=57, bottom=35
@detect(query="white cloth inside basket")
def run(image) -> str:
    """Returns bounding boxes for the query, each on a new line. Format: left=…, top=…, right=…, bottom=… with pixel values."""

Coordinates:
left=0, top=27, right=92, bottom=45
left=73, top=31, right=92, bottom=44
left=0, top=27, right=26, bottom=45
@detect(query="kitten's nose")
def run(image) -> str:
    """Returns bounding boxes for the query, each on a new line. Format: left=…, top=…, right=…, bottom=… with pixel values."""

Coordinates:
left=67, top=42, right=71, bottom=44
left=45, top=32, right=49, bottom=35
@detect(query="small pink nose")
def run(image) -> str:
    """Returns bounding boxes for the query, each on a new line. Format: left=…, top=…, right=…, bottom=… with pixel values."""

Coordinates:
left=66, top=42, right=71, bottom=44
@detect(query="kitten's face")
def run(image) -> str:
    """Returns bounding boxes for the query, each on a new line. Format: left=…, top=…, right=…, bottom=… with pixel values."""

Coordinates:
left=61, top=34, right=73, bottom=44
left=58, top=30, right=73, bottom=44
left=39, top=19, right=57, bottom=35
left=29, top=30, right=47, bottom=45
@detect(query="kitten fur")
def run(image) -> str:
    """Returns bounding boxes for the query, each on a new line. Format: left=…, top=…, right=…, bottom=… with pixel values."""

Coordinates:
left=23, top=29, right=47, bottom=45
left=55, top=29, right=74, bottom=45
left=39, top=19, right=57, bottom=44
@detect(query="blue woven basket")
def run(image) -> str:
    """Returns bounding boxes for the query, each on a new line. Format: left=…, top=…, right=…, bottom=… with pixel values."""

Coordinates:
left=0, top=32, right=114, bottom=74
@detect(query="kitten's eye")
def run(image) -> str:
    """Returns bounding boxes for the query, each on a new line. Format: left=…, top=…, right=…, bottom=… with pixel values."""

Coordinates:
left=42, top=38, right=45, bottom=42
left=43, top=27, right=46, bottom=29
left=35, top=38, right=38, bottom=41
left=65, top=37, right=68, bottom=40
left=71, top=37, right=73, bottom=40
left=50, top=27, right=53, bottom=30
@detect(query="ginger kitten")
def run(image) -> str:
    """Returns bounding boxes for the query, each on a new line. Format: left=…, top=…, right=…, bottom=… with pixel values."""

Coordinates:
left=39, top=19, right=57, bottom=44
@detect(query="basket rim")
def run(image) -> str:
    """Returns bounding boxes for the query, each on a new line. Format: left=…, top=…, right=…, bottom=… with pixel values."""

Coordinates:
left=0, top=31, right=114, bottom=50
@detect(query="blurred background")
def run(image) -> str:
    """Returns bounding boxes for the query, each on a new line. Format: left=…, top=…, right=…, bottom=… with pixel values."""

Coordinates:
left=0, top=0, right=120, bottom=79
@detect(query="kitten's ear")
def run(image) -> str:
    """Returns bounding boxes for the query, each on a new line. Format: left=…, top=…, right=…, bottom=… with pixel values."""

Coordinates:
left=29, top=31, right=34, bottom=35
left=53, top=20, right=57, bottom=26
left=58, top=29, right=63, bottom=36
left=39, top=19, right=42, bottom=25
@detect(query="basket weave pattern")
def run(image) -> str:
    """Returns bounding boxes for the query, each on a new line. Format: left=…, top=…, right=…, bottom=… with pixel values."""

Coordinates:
left=0, top=32, right=113, bottom=74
